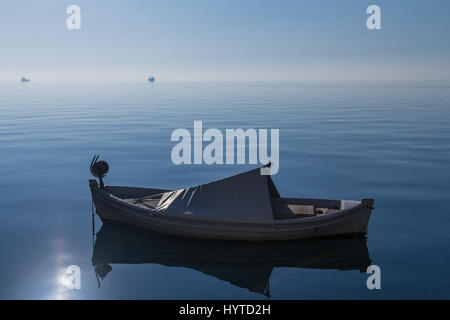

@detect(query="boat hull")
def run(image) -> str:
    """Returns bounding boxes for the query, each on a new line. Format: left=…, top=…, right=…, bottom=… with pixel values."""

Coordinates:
left=90, top=182, right=374, bottom=241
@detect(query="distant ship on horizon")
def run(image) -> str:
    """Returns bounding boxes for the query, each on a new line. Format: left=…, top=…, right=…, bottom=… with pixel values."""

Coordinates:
left=148, top=76, right=155, bottom=82
left=20, top=76, right=30, bottom=82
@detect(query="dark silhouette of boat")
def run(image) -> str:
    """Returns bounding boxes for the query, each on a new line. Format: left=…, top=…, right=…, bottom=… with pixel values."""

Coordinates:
left=92, top=223, right=372, bottom=297
left=148, top=76, right=155, bottom=82
left=20, top=76, right=30, bottom=82
left=89, top=157, right=375, bottom=241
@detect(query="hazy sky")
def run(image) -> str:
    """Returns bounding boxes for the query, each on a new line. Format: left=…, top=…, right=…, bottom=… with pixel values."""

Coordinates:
left=1, top=0, right=449, bottom=81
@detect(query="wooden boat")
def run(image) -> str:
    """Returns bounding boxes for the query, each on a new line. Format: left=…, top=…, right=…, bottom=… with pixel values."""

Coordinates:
left=89, top=156, right=374, bottom=241
left=92, top=223, right=371, bottom=296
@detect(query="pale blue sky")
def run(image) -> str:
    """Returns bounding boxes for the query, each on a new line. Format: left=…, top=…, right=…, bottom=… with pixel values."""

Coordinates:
left=1, top=0, right=449, bottom=81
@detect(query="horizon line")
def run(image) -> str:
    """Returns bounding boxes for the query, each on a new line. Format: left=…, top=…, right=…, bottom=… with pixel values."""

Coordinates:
left=2, top=78, right=450, bottom=83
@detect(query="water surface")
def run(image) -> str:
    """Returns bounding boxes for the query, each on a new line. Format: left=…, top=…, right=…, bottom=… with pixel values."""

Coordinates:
left=0, top=81, right=449, bottom=299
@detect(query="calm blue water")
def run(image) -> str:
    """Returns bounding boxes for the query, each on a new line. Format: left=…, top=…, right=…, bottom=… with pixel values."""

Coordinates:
left=0, top=81, right=449, bottom=299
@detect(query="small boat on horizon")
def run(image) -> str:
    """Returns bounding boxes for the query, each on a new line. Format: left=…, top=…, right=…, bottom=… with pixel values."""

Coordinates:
left=148, top=76, right=155, bottom=82
left=89, top=156, right=375, bottom=241
left=20, top=76, right=30, bottom=82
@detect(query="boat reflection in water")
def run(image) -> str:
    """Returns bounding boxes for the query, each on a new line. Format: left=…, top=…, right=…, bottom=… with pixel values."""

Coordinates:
left=92, top=223, right=372, bottom=297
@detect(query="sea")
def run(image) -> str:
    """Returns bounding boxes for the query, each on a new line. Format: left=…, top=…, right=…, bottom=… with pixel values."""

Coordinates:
left=0, top=81, right=449, bottom=299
